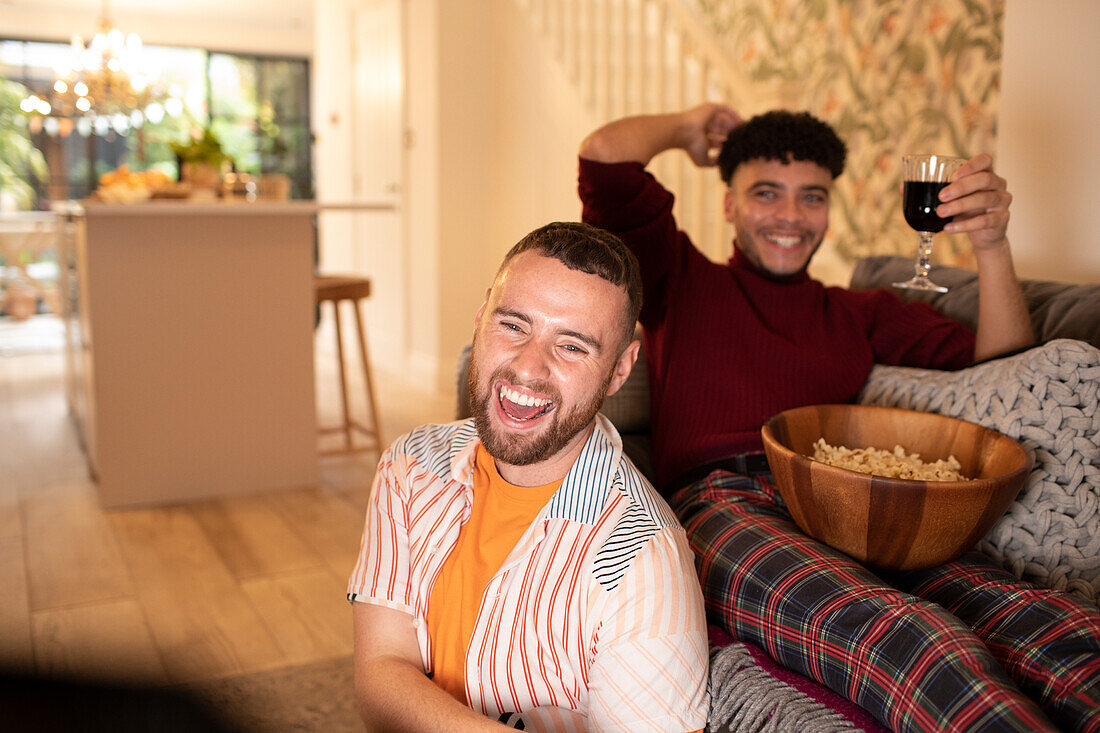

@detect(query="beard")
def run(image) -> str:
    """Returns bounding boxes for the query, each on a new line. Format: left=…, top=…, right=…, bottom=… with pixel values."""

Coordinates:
left=468, top=344, right=612, bottom=467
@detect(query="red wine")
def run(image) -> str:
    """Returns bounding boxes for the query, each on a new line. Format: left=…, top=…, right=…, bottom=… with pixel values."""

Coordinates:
left=903, top=181, right=951, bottom=233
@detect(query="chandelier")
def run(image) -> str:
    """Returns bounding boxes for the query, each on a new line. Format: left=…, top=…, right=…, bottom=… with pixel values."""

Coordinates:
left=19, top=0, right=183, bottom=135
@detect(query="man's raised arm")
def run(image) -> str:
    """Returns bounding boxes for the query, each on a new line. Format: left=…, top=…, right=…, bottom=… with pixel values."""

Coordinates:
left=938, top=153, right=1035, bottom=362
left=352, top=603, right=508, bottom=732
left=579, top=103, right=741, bottom=167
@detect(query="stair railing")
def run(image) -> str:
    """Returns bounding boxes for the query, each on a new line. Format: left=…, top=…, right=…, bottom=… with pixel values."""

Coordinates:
left=517, top=0, right=753, bottom=261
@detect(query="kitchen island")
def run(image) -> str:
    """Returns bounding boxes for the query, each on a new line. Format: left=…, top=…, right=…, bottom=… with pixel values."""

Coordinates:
left=60, top=201, right=320, bottom=507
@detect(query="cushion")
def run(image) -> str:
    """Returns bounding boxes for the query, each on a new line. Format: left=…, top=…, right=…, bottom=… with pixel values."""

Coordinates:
left=600, top=346, right=651, bottom=434
left=456, top=344, right=473, bottom=420
left=859, top=339, right=1100, bottom=605
left=850, top=255, right=1100, bottom=349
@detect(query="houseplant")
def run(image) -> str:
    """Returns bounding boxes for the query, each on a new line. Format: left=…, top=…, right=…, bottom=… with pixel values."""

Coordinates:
left=171, top=127, right=230, bottom=190
left=0, top=75, right=48, bottom=211
left=0, top=75, right=50, bottom=318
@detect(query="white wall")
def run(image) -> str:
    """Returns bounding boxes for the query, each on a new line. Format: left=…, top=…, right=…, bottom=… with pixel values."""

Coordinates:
left=384, top=0, right=596, bottom=393
left=403, top=0, right=442, bottom=386
left=312, top=0, right=357, bottom=276
left=426, top=0, right=602, bottom=394
left=430, top=0, right=599, bottom=394
left=997, top=0, right=1100, bottom=284
left=486, top=3, right=602, bottom=261
left=0, top=4, right=312, bottom=57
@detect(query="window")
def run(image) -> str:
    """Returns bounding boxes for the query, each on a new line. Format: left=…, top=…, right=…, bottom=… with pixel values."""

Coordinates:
left=208, top=53, right=312, bottom=199
left=0, top=39, right=312, bottom=205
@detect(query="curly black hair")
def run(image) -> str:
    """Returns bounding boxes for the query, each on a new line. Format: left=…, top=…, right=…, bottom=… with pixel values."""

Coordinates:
left=717, top=110, right=847, bottom=184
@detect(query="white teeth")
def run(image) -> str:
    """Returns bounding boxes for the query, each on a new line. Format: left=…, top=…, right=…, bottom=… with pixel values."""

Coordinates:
left=500, top=386, right=549, bottom=407
left=768, top=235, right=800, bottom=249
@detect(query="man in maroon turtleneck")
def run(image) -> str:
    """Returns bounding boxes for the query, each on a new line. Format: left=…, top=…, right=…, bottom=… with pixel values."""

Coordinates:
left=578, top=105, right=1100, bottom=733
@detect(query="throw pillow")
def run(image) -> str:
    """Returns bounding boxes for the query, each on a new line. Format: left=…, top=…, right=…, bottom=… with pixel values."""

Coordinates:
left=859, top=339, right=1100, bottom=605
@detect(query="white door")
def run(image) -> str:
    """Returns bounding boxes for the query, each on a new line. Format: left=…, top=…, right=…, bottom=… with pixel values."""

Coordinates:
left=351, top=0, right=405, bottom=205
left=349, top=0, right=408, bottom=373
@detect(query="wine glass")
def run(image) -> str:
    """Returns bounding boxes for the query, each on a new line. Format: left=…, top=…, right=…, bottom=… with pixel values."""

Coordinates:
left=893, top=154, right=966, bottom=293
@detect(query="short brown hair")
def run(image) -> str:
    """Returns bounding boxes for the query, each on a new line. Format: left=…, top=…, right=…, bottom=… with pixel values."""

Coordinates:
left=500, top=222, right=642, bottom=348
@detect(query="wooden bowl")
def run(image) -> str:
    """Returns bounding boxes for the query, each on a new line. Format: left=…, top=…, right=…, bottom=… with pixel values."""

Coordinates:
left=761, top=404, right=1031, bottom=570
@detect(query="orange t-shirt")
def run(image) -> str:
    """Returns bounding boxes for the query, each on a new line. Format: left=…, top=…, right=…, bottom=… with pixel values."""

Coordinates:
left=426, top=443, right=562, bottom=703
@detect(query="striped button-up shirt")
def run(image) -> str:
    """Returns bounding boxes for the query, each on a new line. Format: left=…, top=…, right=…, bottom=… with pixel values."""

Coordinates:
left=348, top=415, right=709, bottom=732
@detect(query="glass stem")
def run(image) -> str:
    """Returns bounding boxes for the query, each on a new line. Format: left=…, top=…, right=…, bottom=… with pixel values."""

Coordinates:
left=916, top=231, right=934, bottom=280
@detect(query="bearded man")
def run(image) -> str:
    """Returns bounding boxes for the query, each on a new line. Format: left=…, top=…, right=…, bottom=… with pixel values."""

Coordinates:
left=347, top=221, right=709, bottom=732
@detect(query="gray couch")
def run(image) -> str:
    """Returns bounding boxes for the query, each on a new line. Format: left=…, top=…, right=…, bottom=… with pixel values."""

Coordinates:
left=851, top=255, right=1100, bottom=350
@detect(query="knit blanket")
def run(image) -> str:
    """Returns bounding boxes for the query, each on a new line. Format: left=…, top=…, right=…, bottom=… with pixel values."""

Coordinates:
left=859, top=338, right=1100, bottom=605
left=706, top=626, right=884, bottom=732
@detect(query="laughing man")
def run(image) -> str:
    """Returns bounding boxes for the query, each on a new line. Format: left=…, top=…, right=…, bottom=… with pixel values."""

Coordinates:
left=347, top=222, right=709, bottom=732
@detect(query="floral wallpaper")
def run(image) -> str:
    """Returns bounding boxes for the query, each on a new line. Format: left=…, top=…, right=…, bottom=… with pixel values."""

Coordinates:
left=690, top=0, right=1004, bottom=268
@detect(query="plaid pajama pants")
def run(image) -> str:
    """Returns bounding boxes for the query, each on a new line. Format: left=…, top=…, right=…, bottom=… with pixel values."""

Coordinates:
left=672, top=469, right=1100, bottom=733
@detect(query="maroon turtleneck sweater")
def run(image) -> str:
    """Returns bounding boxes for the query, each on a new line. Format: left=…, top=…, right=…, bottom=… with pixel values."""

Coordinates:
left=579, top=158, right=975, bottom=490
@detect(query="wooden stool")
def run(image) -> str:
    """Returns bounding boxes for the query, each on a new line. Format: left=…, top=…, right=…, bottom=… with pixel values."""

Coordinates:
left=314, top=275, right=383, bottom=456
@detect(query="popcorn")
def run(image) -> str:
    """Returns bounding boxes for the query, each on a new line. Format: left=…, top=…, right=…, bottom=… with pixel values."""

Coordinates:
left=812, top=438, right=971, bottom=481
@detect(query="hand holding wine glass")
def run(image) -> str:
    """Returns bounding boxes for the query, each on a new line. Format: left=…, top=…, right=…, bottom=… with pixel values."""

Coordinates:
left=894, top=154, right=966, bottom=293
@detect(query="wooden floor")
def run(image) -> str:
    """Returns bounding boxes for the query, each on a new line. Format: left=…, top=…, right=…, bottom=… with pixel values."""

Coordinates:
left=0, top=313, right=454, bottom=687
